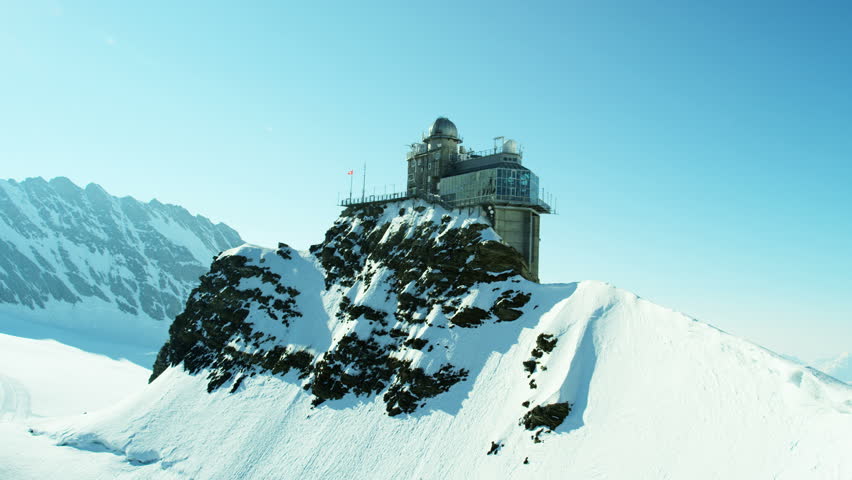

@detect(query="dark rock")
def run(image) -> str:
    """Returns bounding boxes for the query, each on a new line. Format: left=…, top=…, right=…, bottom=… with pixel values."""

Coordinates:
left=487, top=441, right=500, bottom=455
left=492, top=290, right=531, bottom=322
left=536, top=334, right=558, bottom=353
left=384, top=364, right=468, bottom=416
left=450, top=306, right=491, bottom=327
left=403, top=337, right=429, bottom=350
left=521, top=402, right=572, bottom=431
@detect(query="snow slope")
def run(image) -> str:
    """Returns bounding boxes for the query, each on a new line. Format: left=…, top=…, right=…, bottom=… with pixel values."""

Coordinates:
left=0, top=177, right=243, bottom=355
left=0, top=331, right=152, bottom=480
left=18, top=200, right=852, bottom=479
left=0, top=332, right=149, bottom=418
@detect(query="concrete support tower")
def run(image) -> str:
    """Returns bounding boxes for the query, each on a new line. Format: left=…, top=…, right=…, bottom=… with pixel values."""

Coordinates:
left=492, top=206, right=542, bottom=281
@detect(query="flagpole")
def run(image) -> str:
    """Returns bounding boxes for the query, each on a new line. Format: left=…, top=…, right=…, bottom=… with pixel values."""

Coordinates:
left=349, top=172, right=353, bottom=201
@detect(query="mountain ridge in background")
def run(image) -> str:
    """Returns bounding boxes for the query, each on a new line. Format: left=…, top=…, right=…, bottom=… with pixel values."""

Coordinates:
left=0, top=176, right=243, bottom=362
left=815, top=352, right=852, bottom=383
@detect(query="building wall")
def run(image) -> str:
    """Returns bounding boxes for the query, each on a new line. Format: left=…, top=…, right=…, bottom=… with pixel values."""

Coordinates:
left=493, top=206, right=540, bottom=281
left=407, top=139, right=461, bottom=196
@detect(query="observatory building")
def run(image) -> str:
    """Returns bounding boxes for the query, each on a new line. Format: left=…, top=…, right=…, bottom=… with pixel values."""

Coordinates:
left=405, top=117, right=552, bottom=280
left=342, top=117, right=552, bottom=281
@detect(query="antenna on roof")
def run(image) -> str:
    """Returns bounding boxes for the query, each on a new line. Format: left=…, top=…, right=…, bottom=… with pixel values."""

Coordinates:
left=493, top=136, right=504, bottom=154
left=361, top=161, right=367, bottom=201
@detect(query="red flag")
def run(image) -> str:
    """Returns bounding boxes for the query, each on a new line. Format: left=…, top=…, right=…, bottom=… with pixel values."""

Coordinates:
left=347, top=170, right=354, bottom=175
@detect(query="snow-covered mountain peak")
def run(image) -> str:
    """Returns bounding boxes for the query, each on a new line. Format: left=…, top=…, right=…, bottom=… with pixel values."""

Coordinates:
left=30, top=199, right=852, bottom=479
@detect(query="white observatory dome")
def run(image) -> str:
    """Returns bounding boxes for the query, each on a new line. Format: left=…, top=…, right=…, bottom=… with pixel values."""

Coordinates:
left=427, top=117, right=460, bottom=141
left=502, top=139, right=520, bottom=154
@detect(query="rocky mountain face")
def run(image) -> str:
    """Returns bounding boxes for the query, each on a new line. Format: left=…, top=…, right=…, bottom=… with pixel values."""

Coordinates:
left=151, top=201, right=535, bottom=414
left=0, top=177, right=243, bottom=346
left=34, top=200, right=852, bottom=479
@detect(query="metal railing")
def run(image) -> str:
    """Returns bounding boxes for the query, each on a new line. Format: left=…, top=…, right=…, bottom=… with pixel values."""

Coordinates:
left=465, top=147, right=523, bottom=158
left=406, top=145, right=524, bottom=162
left=339, top=191, right=409, bottom=206
left=339, top=190, right=555, bottom=214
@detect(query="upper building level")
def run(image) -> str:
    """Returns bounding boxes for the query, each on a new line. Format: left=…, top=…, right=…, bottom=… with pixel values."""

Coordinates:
left=406, top=117, right=552, bottom=213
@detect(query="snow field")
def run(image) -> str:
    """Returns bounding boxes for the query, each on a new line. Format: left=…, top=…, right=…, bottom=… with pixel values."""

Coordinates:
left=29, top=279, right=852, bottom=479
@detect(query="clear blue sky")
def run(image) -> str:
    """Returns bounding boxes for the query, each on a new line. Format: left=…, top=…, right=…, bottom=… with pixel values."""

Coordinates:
left=2, top=1, right=850, bottom=361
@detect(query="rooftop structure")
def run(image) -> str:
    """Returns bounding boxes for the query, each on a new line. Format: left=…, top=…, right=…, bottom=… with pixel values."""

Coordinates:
left=405, top=117, right=551, bottom=214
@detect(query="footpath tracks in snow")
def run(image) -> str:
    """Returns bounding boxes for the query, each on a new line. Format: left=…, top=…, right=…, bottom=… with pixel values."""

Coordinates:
left=0, top=374, right=31, bottom=422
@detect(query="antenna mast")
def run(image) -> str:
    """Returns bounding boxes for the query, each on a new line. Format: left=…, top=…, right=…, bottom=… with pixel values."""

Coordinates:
left=493, top=136, right=504, bottom=154
left=361, top=161, right=367, bottom=200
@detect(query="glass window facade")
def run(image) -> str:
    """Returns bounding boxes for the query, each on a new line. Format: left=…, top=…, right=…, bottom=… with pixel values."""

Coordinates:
left=438, top=166, right=540, bottom=208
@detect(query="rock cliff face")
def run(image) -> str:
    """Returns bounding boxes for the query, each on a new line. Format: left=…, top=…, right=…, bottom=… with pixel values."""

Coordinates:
left=152, top=201, right=538, bottom=415
left=0, top=177, right=242, bottom=345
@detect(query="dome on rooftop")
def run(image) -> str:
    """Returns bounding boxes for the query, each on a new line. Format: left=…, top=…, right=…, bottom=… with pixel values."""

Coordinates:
left=503, top=139, right=520, bottom=154
left=427, top=117, right=460, bottom=141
